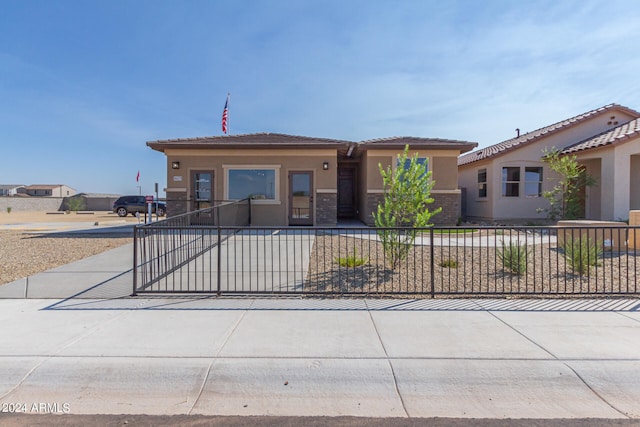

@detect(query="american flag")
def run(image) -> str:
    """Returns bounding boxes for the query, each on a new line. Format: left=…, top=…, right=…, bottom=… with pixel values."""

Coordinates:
left=221, top=94, right=229, bottom=134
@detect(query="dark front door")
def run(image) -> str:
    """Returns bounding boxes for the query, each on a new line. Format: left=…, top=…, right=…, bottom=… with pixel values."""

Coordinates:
left=289, top=171, right=313, bottom=225
left=338, top=166, right=356, bottom=218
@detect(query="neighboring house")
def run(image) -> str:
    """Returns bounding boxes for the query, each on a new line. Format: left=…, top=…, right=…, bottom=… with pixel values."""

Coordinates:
left=21, top=184, right=77, bottom=197
left=147, top=133, right=477, bottom=226
left=0, top=184, right=26, bottom=196
left=458, top=104, right=640, bottom=222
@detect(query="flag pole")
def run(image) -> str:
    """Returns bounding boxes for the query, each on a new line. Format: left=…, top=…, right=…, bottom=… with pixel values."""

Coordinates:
left=227, top=92, right=231, bottom=136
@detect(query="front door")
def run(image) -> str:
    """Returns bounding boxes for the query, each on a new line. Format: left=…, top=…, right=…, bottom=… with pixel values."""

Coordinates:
left=191, top=170, right=213, bottom=211
left=289, top=171, right=313, bottom=225
left=338, top=166, right=356, bottom=218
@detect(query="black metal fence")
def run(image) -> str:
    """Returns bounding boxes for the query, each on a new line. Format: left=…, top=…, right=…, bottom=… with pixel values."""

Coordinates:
left=133, top=223, right=640, bottom=297
left=133, top=199, right=250, bottom=294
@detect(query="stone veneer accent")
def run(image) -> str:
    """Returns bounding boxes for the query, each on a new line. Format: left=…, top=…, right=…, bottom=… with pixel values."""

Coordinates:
left=365, top=192, right=460, bottom=226
left=365, top=193, right=385, bottom=226
left=431, top=192, right=460, bottom=225
left=166, top=191, right=188, bottom=217
left=316, top=192, right=337, bottom=225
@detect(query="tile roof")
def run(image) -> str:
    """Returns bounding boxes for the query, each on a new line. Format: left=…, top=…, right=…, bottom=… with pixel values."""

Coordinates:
left=25, top=184, right=65, bottom=190
left=457, top=104, right=640, bottom=166
left=561, top=118, right=640, bottom=154
left=359, top=136, right=478, bottom=153
left=148, top=133, right=478, bottom=153
left=147, top=132, right=352, bottom=151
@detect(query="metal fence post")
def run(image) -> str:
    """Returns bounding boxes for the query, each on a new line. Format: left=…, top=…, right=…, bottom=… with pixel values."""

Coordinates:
left=132, top=226, right=138, bottom=296
left=430, top=227, right=435, bottom=297
left=217, top=225, right=222, bottom=296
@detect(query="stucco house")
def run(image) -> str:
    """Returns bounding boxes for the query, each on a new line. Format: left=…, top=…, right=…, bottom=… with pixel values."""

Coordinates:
left=147, top=133, right=477, bottom=226
left=0, top=184, right=25, bottom=196
left=19, top=184, right=77, bottom=197
left=458, top=104, right=640, bottom=222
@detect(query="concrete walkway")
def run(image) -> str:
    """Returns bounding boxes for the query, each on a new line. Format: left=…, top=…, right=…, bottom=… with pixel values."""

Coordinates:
left=0, top=297, right=639, bottom=418
left=0, top=225, right=639, bottom=418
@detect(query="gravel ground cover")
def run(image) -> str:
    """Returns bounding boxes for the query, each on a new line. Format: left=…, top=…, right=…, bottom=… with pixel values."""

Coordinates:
left=305, top=232, right=640, bottom=296
left=0, top=230, right=132, bottom=285
left=0, top=211, right=136, bottom=285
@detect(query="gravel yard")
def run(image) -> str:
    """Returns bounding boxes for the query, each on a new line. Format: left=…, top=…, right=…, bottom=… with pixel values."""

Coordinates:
left=305, top=232, right=640, bottom=296
left=0, top=211, right=136, bottom=285
left=0, top=230, right=132, bottom=285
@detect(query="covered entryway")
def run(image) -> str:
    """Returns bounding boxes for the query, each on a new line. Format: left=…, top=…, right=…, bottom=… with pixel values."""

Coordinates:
left=289, top=171, right=314, bottom=225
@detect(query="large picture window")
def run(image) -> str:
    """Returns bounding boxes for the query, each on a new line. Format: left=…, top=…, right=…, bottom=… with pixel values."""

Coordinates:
left=226, top=167, right=278, bottom=201
left=524, top=167, right=543, bottom=197
left=477, top=168, right=487, bottom=198
left=502, top=167, right=520, bottom=197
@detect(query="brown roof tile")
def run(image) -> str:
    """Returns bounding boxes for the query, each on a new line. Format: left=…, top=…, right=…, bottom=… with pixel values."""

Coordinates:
left=359, top=136, right=477, bottom=153
left=457, top=104, right=640, bottom=166
left=148, top=133, right=478, bottom=154
left=147, top=132, right=352, bottom=151
left=561, top=118, right=640, bottom=154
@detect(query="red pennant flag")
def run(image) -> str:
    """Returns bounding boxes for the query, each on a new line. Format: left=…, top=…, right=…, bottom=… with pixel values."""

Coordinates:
left=136, top=171, right=140, bottom=182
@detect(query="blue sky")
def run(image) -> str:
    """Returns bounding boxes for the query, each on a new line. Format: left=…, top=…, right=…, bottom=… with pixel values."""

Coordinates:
left=2, top=0, right=640, bottom=196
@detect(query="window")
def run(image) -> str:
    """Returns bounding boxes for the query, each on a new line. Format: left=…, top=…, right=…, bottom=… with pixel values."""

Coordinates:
left=524, top=167, right=543, bottom=197
left=477, top=169, right=487, bottom=198
left=399, top=157, right=428, bottom=172
left=502, top=167, right=520, bottom=197
left=226, top=167, right=278, bottom=201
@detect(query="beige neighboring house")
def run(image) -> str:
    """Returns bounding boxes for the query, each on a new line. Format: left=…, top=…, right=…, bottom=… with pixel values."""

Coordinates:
left=458, top=104, right=640, bottom=222
left=19, top=184, right=77, bottom=197
left=0, top=184, right=26, bottom=196
left=147, top=133, right=477, bottom=226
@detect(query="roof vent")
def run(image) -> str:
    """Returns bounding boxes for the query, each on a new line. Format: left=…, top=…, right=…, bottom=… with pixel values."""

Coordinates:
left=516, top=128, right=520, bottom=137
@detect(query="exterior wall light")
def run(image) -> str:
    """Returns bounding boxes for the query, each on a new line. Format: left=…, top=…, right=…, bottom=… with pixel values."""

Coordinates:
left=322, top=162, right=329, bottom=170
left=172, top=161, right=180, bottom=169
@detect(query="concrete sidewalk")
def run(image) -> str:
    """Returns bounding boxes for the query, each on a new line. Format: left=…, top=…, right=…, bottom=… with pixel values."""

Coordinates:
left=0, top=297, right=639, bottom=418
left=0, top=228, right=639, bottom=419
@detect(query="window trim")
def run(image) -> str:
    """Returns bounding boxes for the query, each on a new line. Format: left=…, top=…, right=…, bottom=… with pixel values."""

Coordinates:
left=223, top=164, right=281, bottom=204
left=501, top=166, right=521, bottom=197
left=524, top=166, right=543, bottom=198
left=477, top=168, right=487, bottom=198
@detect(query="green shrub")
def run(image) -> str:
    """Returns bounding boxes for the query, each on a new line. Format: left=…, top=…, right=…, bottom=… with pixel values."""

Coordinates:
left=439, top=258, right=458, bottom=268
left=373, top=145, right=441, bottom=268
left=335, top=247, right=368, bottom=267
left=6, top=207, right=11, bottom=214
left=497, top=240, right=530, bottom=275
left=562, top=235, right=602, bottom=276
left=66, top=197, right=86, bottom=212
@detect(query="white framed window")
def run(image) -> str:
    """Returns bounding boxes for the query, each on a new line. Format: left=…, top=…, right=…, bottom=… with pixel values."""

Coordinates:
left=477, top=168, right=487, bottom=198
left=223, top=165, right=280, bottom=203
left=524, top=166, right=543, bottom=197
left=502, top=167, right=520, bottom=197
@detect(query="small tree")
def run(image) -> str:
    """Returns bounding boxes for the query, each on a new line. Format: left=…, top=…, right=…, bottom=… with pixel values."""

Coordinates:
left=373, top=145, right=441, bottom=268
left=66, top=196, right=86, bottom=212
left=538, top=147, right=595, bottom=220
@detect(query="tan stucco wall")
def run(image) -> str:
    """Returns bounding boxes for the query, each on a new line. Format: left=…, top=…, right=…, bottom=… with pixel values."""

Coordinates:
left=164, top=148, right=337, bottom=226
left=363, top=149, right=463, bottom=224
left=458, top=159, right=494, bottom=220
left=575, top=135, right=640, bottom=221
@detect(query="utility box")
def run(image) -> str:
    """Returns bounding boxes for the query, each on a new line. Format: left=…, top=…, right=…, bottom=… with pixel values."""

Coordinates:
left=629, top=211, right=640, bottom=250
left=556, top=220, right=628, bottom=252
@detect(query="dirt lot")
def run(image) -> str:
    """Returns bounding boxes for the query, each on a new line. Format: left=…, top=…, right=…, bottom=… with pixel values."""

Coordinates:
left=0, top=211, right=137, bottom=285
